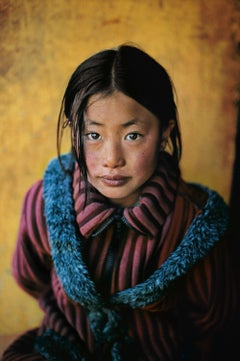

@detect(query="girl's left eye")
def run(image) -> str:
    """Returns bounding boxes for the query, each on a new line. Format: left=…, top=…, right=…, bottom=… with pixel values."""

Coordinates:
left=125, top=132, right=142, bottom=141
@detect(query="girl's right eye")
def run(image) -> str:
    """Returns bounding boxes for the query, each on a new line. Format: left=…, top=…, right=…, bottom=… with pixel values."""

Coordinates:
left=85, top=132, right=101, bottom=141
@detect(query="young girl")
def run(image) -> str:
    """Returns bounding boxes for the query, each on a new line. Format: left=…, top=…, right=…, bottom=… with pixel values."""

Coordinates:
left=2, top=44, right=238, bottom=361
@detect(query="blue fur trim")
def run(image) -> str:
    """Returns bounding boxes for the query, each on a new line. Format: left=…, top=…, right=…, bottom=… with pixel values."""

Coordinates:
left=43, top=153, right=229, bottom=309
left=43, top=153, right=103, bottom=309
left=34, top=329, right=88, bottom=361
left=34, top=329, right=194, bottom=361
left=111, top=183, right=229, bottom=307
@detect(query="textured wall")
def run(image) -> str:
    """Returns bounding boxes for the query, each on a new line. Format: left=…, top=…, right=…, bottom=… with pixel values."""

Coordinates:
left=0, top=0, right=239, bottom=335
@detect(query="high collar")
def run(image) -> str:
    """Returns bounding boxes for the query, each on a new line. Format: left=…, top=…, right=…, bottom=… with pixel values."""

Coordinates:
left=43, top=152, right=229, bottom=309
left=42, top=153, right=229, bottom=360
left=73, top=152, right=180, bottom=239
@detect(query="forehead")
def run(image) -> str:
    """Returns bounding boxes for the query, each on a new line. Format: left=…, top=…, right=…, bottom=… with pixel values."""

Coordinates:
left=85, top=91, right=159, bottom=125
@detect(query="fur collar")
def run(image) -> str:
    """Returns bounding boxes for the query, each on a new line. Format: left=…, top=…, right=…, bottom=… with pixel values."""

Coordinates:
left=43, top=153, right=229, bottom=310
left=41, top=153, right=229, bottom=360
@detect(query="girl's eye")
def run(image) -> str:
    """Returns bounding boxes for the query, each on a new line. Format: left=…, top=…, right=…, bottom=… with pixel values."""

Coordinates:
left=85, top=132, right=101, bottom=141
left=125, top=132, right=142, bottom=141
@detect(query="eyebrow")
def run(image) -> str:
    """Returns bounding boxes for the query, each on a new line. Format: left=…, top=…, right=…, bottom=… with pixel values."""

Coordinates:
left=84, top=119, right=145, bottom=127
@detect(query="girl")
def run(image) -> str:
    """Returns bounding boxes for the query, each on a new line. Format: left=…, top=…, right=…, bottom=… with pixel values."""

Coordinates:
left=2, top=44, right=238, bottom=361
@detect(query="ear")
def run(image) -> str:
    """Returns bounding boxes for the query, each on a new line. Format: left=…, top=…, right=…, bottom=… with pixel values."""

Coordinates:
left=162, top=119, right=175, bottom=139
left=160, top=120, right=175, bottom=150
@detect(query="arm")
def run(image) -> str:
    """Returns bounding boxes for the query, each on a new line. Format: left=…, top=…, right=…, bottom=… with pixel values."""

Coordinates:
left=185, top=233, right=238, bottom=360
left=12, top=180, right=52, bottom=298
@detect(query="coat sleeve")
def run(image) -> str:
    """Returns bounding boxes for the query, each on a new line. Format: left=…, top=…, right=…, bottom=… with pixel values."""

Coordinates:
left=12, top=180, right=52, bottom=298
left=184, top=232, right=238, bottom=360
left=173, top=182, right=238, bottom=359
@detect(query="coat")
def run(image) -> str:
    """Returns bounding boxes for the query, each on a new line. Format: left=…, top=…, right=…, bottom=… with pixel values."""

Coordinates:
left=1, top=152, right=238, bottom=361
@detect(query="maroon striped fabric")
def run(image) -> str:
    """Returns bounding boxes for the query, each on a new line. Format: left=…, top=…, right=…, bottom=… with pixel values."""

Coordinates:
left=73, top=154, right=178, bottom=240
left=1, top=157, right=237, bottom=360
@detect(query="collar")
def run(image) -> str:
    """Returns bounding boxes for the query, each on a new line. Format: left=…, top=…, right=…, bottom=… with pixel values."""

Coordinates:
left=42, top=153, right=229, bottom=359
left=43, top=153, right=229, bottom=308
left=73, top=152, right=180, bottom=239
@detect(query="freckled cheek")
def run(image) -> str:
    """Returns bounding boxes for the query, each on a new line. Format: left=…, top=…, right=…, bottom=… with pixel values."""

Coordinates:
left=133, top=151, right=157, bottom=174
left=85, top=152, right=99, bottom=174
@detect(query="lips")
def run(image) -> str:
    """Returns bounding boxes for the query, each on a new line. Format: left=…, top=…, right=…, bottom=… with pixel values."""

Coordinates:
left=100, top=175, right=129, bottom=186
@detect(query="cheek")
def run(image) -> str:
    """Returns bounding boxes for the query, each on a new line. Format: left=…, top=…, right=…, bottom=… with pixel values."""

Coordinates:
left=85, top=151, right=98, bottom=173
left=143, top=141, right=160, bottom=162
left=134, top=149, right=158, bottom=173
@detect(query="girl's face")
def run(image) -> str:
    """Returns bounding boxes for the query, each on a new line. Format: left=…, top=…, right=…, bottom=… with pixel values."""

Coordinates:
left=83, top=91, right=170, bottom=207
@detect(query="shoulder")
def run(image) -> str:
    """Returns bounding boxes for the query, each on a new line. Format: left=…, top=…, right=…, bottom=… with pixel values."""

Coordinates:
left=20, top=180, right=45, bottom=229
left=176, top=179, right=228, bottom=214
left=174, top=179, right=229, bottom=243
left=21, top=153, right=74, bottom=219
left=22, top=154, right=73, bottom=206
left=44, top=153, right=75, bottom=177
left=166, top=179, right=229, bottom=247
left=23, top=179, right=44, bottom=208
left=177, top=180, right=209, bottom=210
left=43, top=153, right=75, bottom=195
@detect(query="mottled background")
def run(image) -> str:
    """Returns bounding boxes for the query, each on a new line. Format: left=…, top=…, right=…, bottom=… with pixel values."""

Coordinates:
left=0, top=0, right=239, bottom=347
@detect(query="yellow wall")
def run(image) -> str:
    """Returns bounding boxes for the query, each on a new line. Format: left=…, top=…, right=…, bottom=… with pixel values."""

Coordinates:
left=0, top=0, right=239, bottom=336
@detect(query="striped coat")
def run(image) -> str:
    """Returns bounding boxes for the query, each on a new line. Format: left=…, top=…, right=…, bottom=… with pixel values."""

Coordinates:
left=1, top=153, right=237, bottom=361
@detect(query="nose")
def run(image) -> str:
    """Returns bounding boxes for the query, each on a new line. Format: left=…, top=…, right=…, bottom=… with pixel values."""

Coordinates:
left=103, top=140, right=125, bottom=168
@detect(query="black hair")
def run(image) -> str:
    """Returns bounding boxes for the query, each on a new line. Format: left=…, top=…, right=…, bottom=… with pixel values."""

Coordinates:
left=57, top=44, right=182, bottom=182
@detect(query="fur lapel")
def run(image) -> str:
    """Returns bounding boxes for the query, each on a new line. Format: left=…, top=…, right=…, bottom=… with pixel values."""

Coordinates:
left=43, top=153, right=229, bottom=309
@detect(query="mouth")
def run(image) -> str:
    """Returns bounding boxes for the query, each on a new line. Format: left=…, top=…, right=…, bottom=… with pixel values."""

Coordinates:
left=100, top=175, right=129, bottom=187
